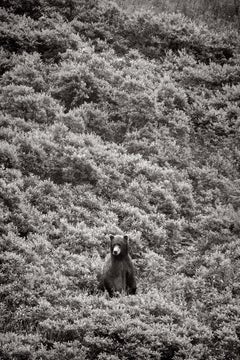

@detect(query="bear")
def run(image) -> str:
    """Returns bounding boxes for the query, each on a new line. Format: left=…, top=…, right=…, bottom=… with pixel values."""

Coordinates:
left=101, top=234, right=137, bottom=297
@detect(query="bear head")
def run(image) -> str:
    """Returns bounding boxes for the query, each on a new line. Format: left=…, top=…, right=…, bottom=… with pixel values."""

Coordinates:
left=110, top=234, right=128, bottom=258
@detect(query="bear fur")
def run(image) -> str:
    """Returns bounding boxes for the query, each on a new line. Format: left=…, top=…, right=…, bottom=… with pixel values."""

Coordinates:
left=101, top=234, right=137, bottom=297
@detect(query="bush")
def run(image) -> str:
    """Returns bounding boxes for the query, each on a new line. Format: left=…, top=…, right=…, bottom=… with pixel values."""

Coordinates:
left=1, top=1, right=240, bottom=359
left=0, top=85, right=62, bottom=124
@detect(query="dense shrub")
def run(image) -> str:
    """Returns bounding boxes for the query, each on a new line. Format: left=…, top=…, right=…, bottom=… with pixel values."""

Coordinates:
left=0, top=85, right=62, bottom=124
left=1, top=0, right=240, bottom=359
left=117, top=0, right=240, bottom=29
left=0, top=8, right=79, bottom=60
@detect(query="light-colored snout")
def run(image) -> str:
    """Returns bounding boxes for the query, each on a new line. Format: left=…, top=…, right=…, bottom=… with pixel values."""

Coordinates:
left=112, top=244, right=121, bottom=256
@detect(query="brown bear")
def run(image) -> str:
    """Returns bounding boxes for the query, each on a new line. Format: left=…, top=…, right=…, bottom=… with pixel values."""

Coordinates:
left=101, top=234, right=137, bottom=297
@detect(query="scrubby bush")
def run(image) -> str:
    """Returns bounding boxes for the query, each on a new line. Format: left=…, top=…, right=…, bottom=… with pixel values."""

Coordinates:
left=1, top=0, right=240, bottom=359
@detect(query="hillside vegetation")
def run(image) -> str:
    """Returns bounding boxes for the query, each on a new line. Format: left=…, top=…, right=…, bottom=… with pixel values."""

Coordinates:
left=0, top=0, right=240, bottom=359
left=117, top=0, right=240, bottom=29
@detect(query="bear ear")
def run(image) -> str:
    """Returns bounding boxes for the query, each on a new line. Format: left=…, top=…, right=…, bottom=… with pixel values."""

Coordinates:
left=123, top=235, right=128, bottom=242
left=110, top=234, right=115, bottom=242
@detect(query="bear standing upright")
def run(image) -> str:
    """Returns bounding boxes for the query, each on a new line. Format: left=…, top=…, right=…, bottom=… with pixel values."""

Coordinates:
left=102, top=234, right=137, bottom=297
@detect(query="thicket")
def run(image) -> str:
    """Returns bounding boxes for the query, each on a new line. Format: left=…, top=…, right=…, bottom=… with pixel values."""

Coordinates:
left=117, top=0, right=240, bottom=29
left=0, top=0, right=240, bottom=359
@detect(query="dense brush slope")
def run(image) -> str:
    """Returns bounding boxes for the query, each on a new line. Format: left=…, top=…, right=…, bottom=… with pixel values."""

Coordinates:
left=0, top=1, right=240, bottom=359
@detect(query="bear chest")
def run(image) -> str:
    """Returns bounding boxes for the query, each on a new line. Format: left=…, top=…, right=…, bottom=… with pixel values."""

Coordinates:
left=110, top=261, right=127, bottom=291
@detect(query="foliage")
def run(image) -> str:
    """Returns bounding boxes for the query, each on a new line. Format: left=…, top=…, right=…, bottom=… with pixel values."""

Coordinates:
left=0, top=0, right=240, bottom=359
left=117, top=0, right=240, bottom=30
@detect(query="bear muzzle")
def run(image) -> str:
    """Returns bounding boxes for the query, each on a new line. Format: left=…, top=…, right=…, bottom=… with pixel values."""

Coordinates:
left=112, top=244, right=121, bottom=256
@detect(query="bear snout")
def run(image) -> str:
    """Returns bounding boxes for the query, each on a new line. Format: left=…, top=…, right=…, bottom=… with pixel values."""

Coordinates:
left=112, top=244, right=121, bottom=256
